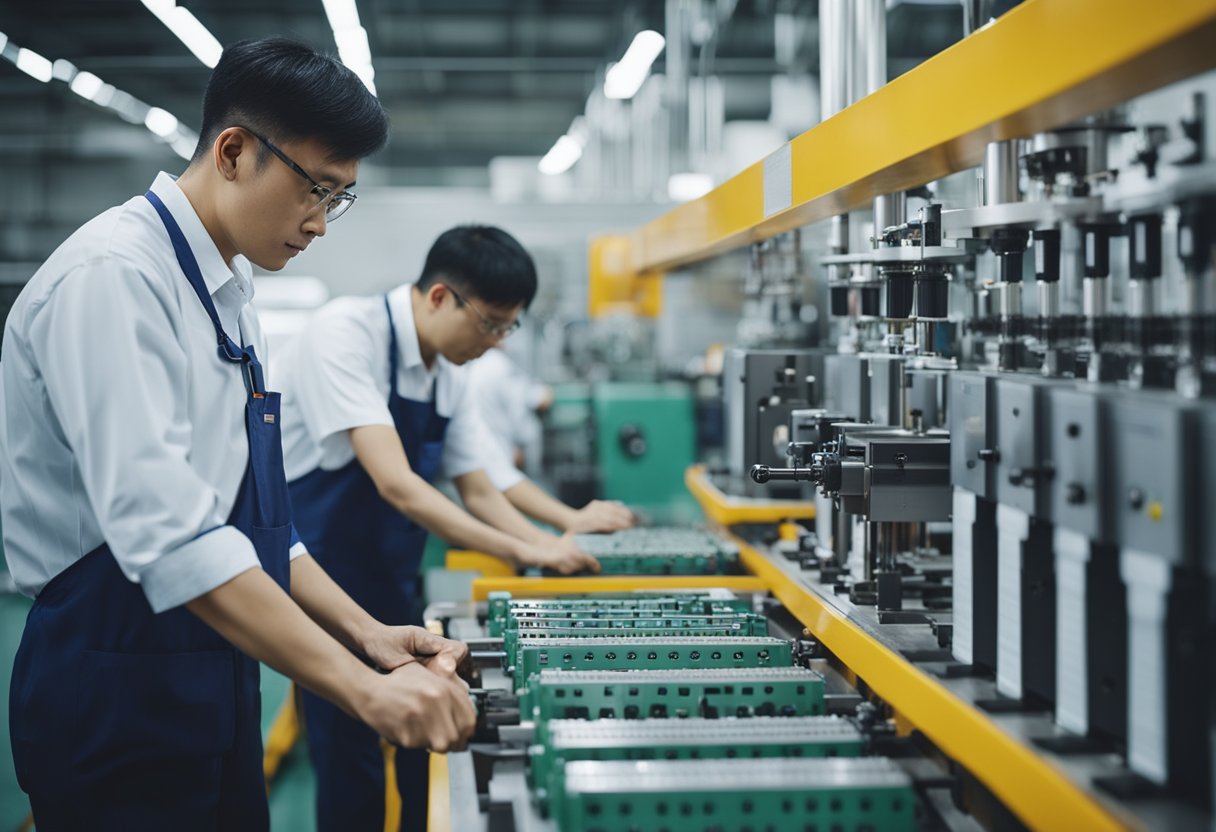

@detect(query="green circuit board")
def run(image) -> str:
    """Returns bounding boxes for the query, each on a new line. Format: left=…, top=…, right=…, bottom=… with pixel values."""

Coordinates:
left=571, top=527, right=741, bottom=576
left=549, top=757, right=916, bottom=832
left=520, top=666, right=826, bottom=723
left=511, top=635, right=793, bottom=689
left=529, top=715, right=864, bottom=813
left=487, top=590, right=752, bottom=637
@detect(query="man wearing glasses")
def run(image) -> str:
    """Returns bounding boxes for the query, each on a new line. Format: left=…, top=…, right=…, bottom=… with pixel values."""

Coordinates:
left=1, top=38, right=475, bottom=831
left=275, top=225, right=607, bottom=830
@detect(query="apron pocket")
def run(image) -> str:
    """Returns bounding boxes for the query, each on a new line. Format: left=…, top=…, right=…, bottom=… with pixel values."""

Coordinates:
left=73, top=649, right=237, bottom=787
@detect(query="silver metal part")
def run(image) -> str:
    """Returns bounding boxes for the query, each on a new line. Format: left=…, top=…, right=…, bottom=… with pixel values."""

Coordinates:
left=543, top=715, right=860, bottom=751
left=1037, top=281, right=1061, bottom=318
left=561, top=757, right=912, bottom=795
left=985, top=140, right=1023, bottom=206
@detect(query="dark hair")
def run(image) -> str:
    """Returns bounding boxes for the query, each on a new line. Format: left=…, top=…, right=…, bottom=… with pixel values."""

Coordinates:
left=192, top=37, right=388, bottom=164
left=416, top=226, right=538, bottom=309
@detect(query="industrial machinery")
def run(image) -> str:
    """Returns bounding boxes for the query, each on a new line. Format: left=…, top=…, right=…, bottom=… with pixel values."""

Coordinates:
left=430, top=3, right=1216, bottom=831
left=429, top=589, right=940, bottom=832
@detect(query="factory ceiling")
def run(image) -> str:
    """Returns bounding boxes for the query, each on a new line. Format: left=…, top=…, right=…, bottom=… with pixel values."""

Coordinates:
left=0, top=0, right=961, bottom=186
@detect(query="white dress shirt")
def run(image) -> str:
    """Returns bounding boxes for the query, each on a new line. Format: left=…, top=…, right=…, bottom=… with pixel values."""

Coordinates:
left=466, top=347, right=545, bottom=470
left=276, top=284, right=523, bottom=491
left=0, top=172, right=304, bottom=614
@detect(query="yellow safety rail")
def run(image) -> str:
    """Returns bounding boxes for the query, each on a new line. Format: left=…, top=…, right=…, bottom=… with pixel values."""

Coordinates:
left=684, top=463, right=816, bottom=525
left=445, top=549, right=515, bottom=577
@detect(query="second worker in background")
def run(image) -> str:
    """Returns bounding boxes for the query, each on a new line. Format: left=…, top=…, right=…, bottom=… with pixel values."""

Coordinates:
left=276, top=224, right=626, bottom=831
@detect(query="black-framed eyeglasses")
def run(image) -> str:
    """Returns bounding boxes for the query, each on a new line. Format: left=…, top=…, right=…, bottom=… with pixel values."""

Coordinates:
left=445, top=285, right=522, bottom=338
left=242, top=127, right=357, bottom=222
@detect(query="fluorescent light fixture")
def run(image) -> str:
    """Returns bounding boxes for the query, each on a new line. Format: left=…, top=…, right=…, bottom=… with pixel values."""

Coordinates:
left=145, top=107, right=179, bottom=137
left=92, top=83, right=116, bottom=107
left=170, top=134, right=197, bottom=160
left=333, top=26, right=372, bottom=66
left=0, top=32, right=8, bottom=53
left=140, top=0, right=223, bottom=68
left=667, top=172, right=714, bottom=202
left=603, top=30, right=665, bottom=100
left=69, top=70, right=104, bottom=100
left=321, top=0, right=361, bottom=31
left=16, top=48, right=53, bottom=83
left=538, top=135, right=583, bottom=176
left=108, top=90, right=148, bottom=125
left=320, top=1, right=377, bottom=95
left=51, top=59, right=77, bottom=82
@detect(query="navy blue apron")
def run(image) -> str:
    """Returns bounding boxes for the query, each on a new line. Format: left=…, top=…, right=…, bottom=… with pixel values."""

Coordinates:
left=8, top=190, right=293, bottom=832
left=289, top=295, right=449, bottom=832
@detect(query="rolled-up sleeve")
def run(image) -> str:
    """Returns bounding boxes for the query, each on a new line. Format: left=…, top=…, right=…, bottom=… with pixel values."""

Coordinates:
left=293, top=304, right=395, bottom=467
left=29, top=261, right=260, bottom=612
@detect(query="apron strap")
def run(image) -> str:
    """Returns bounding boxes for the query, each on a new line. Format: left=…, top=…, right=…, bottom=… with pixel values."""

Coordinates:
left=384, top=293, right=438, bottom=405
left=145, top=191, right=266, bottom=397
left=384, top=295, right=399, bottom=400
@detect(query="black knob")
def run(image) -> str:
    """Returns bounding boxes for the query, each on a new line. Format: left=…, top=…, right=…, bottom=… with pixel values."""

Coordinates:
left=750, top=465, right=771, bottom=484
left=978, top=448, right=1000, bottom=463
left=1065, top=482, right=1087, bottom=505
left=1128, top=488, right=1145, bottom=511
left=618, top=424, right=647, bottom=458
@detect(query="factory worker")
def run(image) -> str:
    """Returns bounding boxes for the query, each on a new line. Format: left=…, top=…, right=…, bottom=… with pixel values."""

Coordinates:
left=467, top=344, right=635, bottom=533
left=0, top=37, right=474, bottom=832
left=276, top=224, right=609, bottom=830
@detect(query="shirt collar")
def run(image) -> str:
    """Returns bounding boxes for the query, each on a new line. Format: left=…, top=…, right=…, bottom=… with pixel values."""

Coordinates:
left=148, top=172, right=246, bottom=299
left=387, top=284, right=425, bottom=371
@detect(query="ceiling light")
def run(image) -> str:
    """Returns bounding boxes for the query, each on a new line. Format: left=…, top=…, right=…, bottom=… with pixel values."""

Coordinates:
left=69, top=70, right=104, bottom=100
left=145, top=107, right=180, bottom=137
left=51, top=59, right=77, bottom=82
left=321, top=0, right=361, bottom=32
left=140, top=0, right=223, bottom=68
left=108, top=90, right=148, bottom=125
left=604, top=30, right=665, bottom=100
left=538, top=135, right=583, bottom=176
left=333, top=26, right=372, bottom=66
left=92, top=83, right=116, bottom=107
left=0, top=33, right=8, bottom=53
left=15, top=48, right=53, bottom=83
left=170, top=134, right=197, bottom=160
left=667, top=172, right=714, bottom=202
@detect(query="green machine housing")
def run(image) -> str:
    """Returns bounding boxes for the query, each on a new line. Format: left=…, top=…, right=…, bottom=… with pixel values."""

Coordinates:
left=592, top=382, right=698, bottom=523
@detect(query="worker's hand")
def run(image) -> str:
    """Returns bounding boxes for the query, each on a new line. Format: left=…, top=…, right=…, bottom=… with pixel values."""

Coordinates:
left=356, top=662, right=476, bottom=752
left=516, top=536, right=601, bottom=575
left=565, top=500, right=635, bottom=533
left=362, top=624, right=471, bottom=680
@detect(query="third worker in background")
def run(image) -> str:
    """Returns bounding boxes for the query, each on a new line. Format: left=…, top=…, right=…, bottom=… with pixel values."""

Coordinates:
left=467, top=342, right=634, bottom=534
left=274, top=224, right=625, bottom=830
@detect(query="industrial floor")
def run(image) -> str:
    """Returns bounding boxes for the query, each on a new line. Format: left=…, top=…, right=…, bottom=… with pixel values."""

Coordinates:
left=0, top=589, right=320, bottom=831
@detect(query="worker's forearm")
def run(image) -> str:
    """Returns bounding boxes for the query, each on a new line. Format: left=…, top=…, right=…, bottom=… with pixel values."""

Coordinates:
left=186, top=567, right=377, bottom=719
left=503, top=479, right=579, bottom=531
left=380, top=476, right=525, bottom=563
left=290, top=553, right=380, bottom=655
left=463, top=485, right=550, bottom=545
